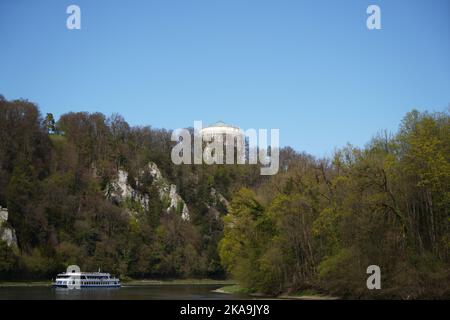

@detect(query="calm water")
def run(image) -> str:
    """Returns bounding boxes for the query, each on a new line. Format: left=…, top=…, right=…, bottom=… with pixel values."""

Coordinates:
left=0, top=285, right=252, bottom=300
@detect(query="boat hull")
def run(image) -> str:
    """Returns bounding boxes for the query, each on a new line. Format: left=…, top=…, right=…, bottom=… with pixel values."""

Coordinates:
left=52, top=283, right=121, bottom=288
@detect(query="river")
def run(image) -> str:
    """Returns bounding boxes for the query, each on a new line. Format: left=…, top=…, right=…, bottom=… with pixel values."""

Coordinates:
left=0, top=284, right=253, bottom=300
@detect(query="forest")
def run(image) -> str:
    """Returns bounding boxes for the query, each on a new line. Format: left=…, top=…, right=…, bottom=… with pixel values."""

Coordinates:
left=0, top=95, right=449, bottom=298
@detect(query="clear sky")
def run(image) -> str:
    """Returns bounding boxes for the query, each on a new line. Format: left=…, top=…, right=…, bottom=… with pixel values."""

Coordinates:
left=1, top=0, right=449, bottom=157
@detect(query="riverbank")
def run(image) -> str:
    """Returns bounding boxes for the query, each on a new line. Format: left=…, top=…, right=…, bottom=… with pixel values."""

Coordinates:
left=215, top=285, right=339, bottom=300
left=123, top=279, right=235, bottom=286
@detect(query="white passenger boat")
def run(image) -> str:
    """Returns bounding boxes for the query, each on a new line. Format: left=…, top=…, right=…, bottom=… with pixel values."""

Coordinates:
left=52, top=270, right=121, bottom=288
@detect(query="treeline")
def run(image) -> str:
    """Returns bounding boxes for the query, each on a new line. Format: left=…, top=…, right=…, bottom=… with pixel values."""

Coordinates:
left=219, top=109, right=450, bottom=298
left=0, top=95, right=262, bottom=280
left=1, top=95, right=449, bottom=298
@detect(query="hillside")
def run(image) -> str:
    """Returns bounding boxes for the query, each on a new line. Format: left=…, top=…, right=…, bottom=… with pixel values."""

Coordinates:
left=0, top=95, right=449, bottom=298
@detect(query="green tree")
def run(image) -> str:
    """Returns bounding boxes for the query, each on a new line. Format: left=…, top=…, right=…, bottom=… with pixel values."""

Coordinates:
left=44, top=113, right=56, bottom=134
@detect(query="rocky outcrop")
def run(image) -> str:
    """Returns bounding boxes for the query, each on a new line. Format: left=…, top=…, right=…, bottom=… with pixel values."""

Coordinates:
left=0, top=206, right=8, bottom=222
left=106, top=162, right=190, bottom=221
left=168, top=184, right=190, bottom=221
left=210, top=188, right=230, bottom=210
left=0, top=206, right=18, bottom=247
left=206, top=188, right=230, bottom=219
left=107, top=169, right=148, bottom=208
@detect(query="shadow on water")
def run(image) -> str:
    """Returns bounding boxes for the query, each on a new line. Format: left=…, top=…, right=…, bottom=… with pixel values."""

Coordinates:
left=0, top=285, right=253, bottom=300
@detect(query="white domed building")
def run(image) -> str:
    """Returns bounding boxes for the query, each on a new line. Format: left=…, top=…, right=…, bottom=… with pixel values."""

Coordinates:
left=200, top=121, right=246, bottom=164
left=200, top=121, right=243, bottom=143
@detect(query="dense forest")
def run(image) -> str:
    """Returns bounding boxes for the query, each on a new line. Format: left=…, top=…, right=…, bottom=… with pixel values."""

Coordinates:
left=0, top=95, right=263, bottom=281
left=219, top=108, right=450, bottom=299
left=0, top=95, right=449, bottom=298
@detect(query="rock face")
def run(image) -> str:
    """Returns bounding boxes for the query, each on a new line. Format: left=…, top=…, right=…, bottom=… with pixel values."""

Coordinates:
left=206, top=188, right=230, bottom=219
left=107, top=169, right=148, bottom=209
left=210, top=188, right=230, bottom=210
left=0, top=206, right=18, bottom=247
left=106, top=162, right=190, bottom=221
left=168, top=184, right=190, bottom=221
left=0, top=207, right=8, bottom=222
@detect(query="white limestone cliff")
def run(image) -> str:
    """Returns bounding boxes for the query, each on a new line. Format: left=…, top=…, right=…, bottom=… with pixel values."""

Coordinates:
left=0, top=206, right=18, bottom=247
left=106, top=162, right=190, bottom=221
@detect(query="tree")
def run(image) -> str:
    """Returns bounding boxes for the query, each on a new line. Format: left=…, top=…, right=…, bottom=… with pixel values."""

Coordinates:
left=44, top=113, right=56, bottom=134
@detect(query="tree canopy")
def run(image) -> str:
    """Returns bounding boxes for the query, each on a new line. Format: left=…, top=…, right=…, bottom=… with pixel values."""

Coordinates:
left=1, top=97, right=448, bottom=298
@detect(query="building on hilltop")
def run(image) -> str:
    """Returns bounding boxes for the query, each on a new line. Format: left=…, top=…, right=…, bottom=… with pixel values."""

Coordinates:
left=200, top=121, right=244, bottom=146
left=200, top=121, right=246, bottom=164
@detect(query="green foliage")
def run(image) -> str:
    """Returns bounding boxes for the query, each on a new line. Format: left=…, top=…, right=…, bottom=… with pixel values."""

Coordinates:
left=219, top=189, right=266, bottom=291
left=0, top=97, right=237, bottom=280
left=1, top=96, right=448, bottom=297
left=43, top=113, right=56, bottom=134
left=0, top=241, right=19, bottom=279
left=219, top=110, right=450, bottom=298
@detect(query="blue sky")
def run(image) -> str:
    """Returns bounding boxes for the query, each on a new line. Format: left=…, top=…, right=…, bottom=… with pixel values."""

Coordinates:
left=1, top=0, right=449, bottom=157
